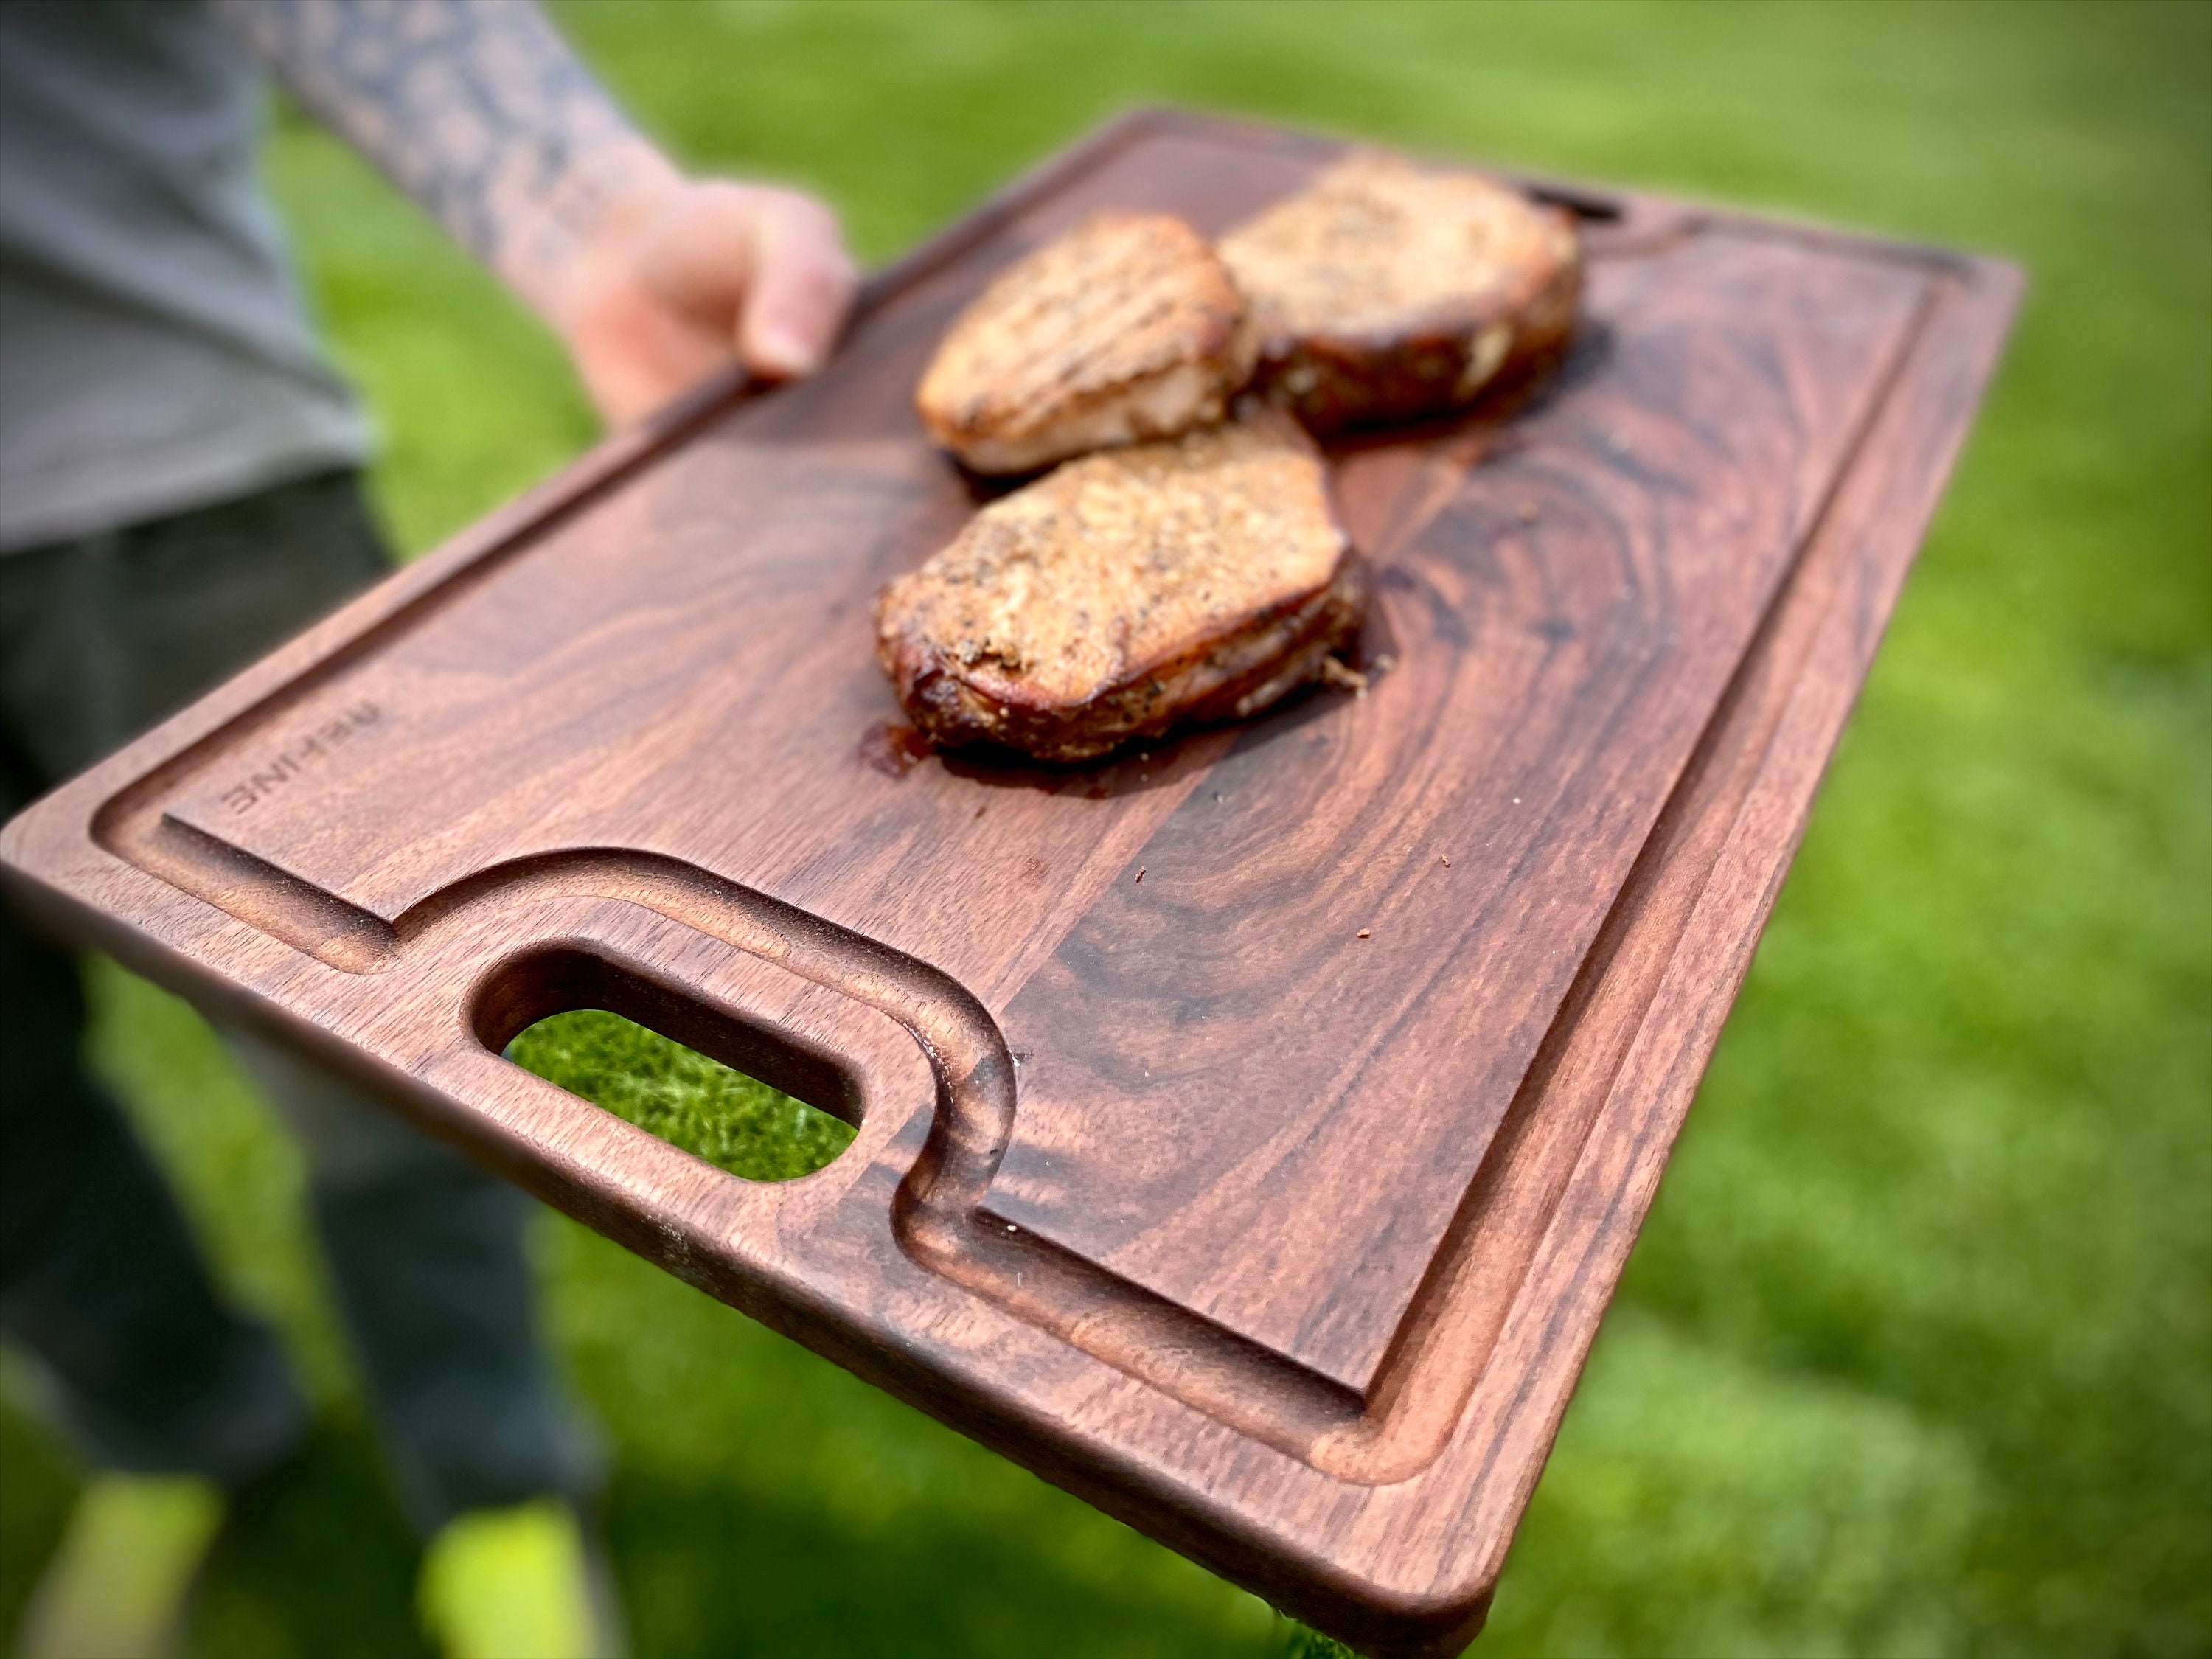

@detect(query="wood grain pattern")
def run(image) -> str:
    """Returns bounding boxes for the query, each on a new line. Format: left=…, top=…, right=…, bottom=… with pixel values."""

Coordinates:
left=0, top=112, right=2017, bottom=1657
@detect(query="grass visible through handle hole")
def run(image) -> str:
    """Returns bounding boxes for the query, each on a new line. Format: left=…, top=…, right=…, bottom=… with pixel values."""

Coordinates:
left=508, top=1009, right=855, bottom=1183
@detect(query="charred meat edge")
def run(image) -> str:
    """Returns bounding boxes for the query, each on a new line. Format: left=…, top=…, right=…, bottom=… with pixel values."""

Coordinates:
left=877, top=554, right=1367, bottom=764
left=1249, top=204, right=1583, bottom=436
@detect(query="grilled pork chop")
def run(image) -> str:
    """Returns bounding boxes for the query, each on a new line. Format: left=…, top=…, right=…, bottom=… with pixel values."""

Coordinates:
left=876, top=417, right=1362, bottom=762
left=916, top=212, right=1259, bottom=475
left=1218, top=151, right=1582, bottom=434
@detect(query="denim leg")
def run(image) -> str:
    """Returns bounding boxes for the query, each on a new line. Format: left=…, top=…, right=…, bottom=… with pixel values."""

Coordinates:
left=226, top=1032, right=602, bottom=1534
left=1, top=471, right=591, bottom=1515
left=0, top=891, right=305, bottom=1481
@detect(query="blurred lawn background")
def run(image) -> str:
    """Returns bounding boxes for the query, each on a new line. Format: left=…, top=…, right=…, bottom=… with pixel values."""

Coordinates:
left=1, top=1, right=2206, bottom=1655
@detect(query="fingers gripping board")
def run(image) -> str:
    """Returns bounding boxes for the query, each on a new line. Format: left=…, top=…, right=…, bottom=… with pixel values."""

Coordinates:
left=1, top=113, right=2016, bottom=1656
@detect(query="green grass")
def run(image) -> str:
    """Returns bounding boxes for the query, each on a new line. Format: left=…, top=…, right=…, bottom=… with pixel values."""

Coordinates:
left=509, top=1011, right=855, bottom=1183
left=1, top=2, right=2205, bottom=1655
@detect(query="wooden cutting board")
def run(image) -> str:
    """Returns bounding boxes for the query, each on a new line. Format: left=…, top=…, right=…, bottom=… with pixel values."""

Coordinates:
left=1, top=111, right=2016, bottom=1656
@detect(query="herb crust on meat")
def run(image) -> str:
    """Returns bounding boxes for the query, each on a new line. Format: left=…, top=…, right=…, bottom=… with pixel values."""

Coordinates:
left=876, top=418, right=1363, bottom=762
left=916, top=212, right=1258, bottom=475
left=1219, top=152, right=1582, bottom=434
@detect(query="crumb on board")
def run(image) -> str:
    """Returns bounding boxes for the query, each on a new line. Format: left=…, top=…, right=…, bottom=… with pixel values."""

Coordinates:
left=1319, top=657, right=1370, bottom=696
left=1357, top=928, right=1372, bottom=939
left=1135, top=866, right=1147, bottom=883
left=1441, top=855, right=1451, bottom=868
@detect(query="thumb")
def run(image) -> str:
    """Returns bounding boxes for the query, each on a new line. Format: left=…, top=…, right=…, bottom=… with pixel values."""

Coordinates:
left=735, top=190, right=859, bottom=379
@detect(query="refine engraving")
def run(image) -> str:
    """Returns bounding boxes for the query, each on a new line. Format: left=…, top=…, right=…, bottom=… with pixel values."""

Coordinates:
left=220, top=703, right=383, bottom=814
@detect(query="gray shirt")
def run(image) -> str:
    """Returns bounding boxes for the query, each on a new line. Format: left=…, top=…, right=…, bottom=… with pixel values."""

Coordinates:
left=0, top=0, right=369, bottom=552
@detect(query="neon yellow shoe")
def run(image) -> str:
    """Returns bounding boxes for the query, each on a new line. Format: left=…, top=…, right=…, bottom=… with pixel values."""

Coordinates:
left=14, top=1473, right=226, bottom=1659
left=417, top=1499, right=623, bottom=1659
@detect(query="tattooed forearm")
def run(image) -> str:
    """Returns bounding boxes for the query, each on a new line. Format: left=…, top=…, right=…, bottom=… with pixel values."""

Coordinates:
left=213, top=0, right=678, bottom=313
left=213, top=0, right=859, bottom=415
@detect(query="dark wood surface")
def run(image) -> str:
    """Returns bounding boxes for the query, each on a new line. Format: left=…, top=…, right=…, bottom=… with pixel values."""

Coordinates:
left=0, top=111, right=2017, bottom=1657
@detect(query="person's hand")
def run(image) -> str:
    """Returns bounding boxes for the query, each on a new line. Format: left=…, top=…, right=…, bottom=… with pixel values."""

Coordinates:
left=546, top=177, right=859, bottom=426
left=214, top=0, right=858, bottom=426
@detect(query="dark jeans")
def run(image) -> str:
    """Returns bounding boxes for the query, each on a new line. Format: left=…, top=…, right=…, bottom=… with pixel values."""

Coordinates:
left=0, top=471, right=595, bottom=1531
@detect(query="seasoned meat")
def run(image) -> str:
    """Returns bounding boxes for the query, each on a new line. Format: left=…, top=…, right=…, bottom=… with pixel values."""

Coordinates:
left=876, top=417, right=1363, bottom=762
left=1218, top=151, right=1582, bottom=434
left=916, top=212, right=1259, bottom=475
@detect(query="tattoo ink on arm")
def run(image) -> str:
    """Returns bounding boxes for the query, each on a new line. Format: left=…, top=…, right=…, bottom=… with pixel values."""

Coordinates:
left=213, top=0, right=679, bottom=317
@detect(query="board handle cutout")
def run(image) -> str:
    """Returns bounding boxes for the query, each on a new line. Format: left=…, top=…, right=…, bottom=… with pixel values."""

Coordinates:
left=474, top=944, right=866, bottom=1133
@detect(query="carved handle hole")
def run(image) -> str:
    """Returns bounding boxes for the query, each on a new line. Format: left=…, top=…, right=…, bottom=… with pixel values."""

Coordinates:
left=474, top=946, right=859, bottom=1183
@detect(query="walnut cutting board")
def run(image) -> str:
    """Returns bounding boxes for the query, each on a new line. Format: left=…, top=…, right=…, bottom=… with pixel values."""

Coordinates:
left=1, top=112, right=2017, bottom=1656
